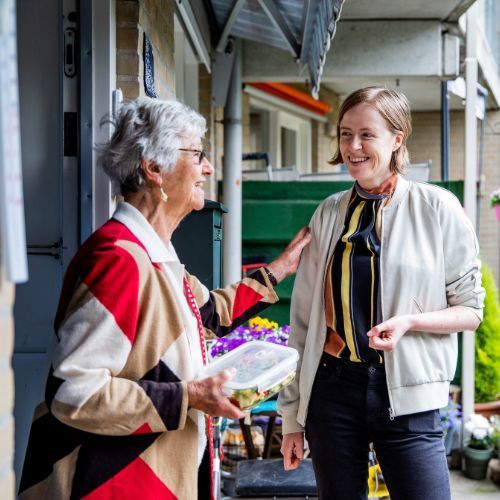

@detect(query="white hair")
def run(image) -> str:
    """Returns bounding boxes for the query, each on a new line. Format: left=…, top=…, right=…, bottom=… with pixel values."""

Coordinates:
left=96, top=97, right=206, bottom=194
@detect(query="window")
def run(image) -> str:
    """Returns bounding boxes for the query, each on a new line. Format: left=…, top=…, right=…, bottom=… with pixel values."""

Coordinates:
left=247, top=97, right=312, bottom=174
left=281, top=127, right=296, bottom=168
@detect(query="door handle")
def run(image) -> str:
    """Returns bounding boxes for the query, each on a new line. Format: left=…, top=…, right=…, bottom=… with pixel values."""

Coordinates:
left=27, top=239, right=67, bottom=260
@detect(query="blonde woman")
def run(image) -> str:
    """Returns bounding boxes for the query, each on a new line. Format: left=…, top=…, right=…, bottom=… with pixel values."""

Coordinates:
left=279, top=87, right=484, bottom=500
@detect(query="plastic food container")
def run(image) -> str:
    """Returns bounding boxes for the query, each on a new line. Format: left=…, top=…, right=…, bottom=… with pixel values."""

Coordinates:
left=200, top=341, right=299, bottom=410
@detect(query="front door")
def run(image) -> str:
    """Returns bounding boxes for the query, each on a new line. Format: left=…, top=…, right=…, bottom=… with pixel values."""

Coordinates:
left=13, top=0, right=81, bottom=483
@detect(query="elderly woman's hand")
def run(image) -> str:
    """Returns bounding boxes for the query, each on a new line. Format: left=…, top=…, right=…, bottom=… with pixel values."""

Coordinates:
left=266, top=227, right=311, bottom=284
left=187, top=368, right=245, bottom=419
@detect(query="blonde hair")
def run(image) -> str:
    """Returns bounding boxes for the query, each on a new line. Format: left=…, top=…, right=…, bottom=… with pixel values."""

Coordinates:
left=329, top=86, right=412, bottom=174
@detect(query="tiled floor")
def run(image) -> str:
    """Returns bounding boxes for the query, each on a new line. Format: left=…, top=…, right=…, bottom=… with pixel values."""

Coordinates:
left=221, top=469, right=500, bottom=499
left=450, top=470, right=500, bottom=499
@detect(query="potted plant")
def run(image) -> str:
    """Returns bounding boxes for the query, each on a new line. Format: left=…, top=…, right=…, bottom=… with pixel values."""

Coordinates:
left=491, top=188, right=500, bottom=221
left=463, top=413, right=495, bottom=479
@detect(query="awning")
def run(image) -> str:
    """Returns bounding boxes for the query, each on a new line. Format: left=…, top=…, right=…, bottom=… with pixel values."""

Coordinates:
left=209, top=0, right=345, bottom=98
left=247, top=82, right=332, bottom=115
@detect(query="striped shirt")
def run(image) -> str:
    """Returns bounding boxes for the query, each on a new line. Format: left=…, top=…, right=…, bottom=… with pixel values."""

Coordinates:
left=324, top=179, right=396, bottom=364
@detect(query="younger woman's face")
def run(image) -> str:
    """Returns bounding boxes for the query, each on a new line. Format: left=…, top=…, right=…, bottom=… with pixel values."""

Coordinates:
left=339, top=103, right=403, bottom=189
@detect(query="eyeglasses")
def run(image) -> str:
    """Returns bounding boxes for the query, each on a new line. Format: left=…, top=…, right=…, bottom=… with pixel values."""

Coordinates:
left=178, top=148, right=207, bottom=164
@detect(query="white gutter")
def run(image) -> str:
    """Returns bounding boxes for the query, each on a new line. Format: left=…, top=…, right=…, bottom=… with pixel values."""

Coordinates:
left=462, top=2, right=478, bottom=429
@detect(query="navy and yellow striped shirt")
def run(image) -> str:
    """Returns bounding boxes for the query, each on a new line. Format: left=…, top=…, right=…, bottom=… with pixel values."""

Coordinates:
left=324, top=182, right=395, bottom=364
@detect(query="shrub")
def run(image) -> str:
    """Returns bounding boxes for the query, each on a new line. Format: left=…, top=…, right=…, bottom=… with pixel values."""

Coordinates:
left=475, top=264, right=500, bottom=403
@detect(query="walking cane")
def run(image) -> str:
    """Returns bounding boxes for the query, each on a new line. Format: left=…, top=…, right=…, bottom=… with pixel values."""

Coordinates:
left=212, top=417, right=222, bottom=500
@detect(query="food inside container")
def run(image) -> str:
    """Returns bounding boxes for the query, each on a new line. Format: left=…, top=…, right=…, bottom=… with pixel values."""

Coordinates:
left=200, top=341, right=299, bottom=410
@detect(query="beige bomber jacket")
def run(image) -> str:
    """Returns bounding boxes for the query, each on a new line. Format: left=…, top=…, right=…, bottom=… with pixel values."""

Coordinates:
left=278, top=176, right=485, bottom=434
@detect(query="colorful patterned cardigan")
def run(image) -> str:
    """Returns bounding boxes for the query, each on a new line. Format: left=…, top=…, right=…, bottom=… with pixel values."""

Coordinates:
left=19, top=219, right=278, bottom=499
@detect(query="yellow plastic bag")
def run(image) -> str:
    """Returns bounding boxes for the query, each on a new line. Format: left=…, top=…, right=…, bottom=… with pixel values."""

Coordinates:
left=368, top=446, right=390, bottom=499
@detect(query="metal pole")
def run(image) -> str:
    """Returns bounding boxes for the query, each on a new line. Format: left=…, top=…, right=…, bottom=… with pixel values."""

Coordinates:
left=440, top=80, right=450, bottom=181
left=477, top=109, right=485, bottom=234
left=222, top=41, right=242, bottom=286
left=476, top=86, right=488, bottom=234
left=462, top=3, right=478, bottom=429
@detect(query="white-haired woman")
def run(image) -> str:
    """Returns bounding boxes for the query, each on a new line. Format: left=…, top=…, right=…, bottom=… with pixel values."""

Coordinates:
left=19, top=98, right=311, bottom=500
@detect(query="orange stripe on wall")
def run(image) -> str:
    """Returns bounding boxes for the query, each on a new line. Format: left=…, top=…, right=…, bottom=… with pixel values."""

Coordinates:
left=247, top=82, right=333, bottom=116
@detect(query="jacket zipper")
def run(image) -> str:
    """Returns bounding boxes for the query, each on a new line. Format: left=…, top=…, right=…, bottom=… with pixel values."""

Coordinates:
left=379, top=205, right=396, bottom=420
left=303, top=199, right=347, bottom=425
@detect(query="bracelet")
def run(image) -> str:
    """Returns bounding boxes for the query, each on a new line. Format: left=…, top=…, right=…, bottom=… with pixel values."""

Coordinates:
left=263, top=267, right=278, bottom=286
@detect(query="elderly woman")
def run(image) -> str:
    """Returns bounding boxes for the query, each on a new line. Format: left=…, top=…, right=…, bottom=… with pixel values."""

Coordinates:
left=19, top=98, right=310, bottom=500
left=278, top=87, right=485, bottom=499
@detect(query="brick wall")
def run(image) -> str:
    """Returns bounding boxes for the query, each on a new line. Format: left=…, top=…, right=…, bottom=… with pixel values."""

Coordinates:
left=409, top=110, right=500, bottom=284
left=478, top=111, right=500, bottom=285
left=116, top=0, right=176, bottom=100
left=0, top=246, right=15, bottom=499
left=408, top=111, right=467, bottom=180
left=116, top=0, right=219, bottom=202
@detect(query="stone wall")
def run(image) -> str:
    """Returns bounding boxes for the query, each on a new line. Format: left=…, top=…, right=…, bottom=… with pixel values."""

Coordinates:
left=116, top=0, right=175, bottom=100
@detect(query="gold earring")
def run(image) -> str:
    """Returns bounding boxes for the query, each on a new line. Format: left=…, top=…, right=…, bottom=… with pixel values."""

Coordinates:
left=160, top=187, right=168, bottom=203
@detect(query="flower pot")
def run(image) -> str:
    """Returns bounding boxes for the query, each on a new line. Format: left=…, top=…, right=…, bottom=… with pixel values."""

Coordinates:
left=495, top=204, right=500, bottom=222
left=463, top=445, right=494, bottom=479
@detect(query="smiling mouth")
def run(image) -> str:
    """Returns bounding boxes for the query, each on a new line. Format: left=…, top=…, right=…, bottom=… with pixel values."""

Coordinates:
left=349, top=156, right=369, bottom=163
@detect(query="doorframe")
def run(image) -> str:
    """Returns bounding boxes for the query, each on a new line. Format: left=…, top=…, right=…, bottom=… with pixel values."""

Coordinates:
left=78, top=0, right=93, bottom=243
left=92, top=0, right=116, bottom=228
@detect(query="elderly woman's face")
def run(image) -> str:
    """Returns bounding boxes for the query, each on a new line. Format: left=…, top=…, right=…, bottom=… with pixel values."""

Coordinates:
left=339, top=103, right=403, bottom=189
left=163, top=135, right=214, bottom=213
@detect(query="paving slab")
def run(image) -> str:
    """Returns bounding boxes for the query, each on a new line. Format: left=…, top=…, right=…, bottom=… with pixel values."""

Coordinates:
left=450, top=470, right=500, bottom=499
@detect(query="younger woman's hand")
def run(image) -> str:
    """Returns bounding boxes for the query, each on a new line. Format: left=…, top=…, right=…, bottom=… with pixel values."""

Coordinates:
left=367, top=315, right=414, bottom=352
left=281, top=431, right=305, bottom=470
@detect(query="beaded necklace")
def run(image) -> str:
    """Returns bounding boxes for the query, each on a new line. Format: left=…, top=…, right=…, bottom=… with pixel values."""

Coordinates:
left=183, top=277, right=214, bottom=500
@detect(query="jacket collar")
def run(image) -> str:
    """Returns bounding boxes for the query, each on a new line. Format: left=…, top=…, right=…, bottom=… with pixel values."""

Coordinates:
left=385, top=175, right=411, bottom=209
left=112, top=201, right=179, bottom=264
left=337, top=175, right=411, bottom=214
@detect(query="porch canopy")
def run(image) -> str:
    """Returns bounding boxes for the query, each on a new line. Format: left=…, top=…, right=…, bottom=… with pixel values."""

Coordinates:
left=177, top=0, right=345, bottom=100
left=242, top=0, right=482, bottom=110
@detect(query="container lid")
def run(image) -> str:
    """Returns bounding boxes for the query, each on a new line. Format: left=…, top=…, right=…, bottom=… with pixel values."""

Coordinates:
left=201, top=341, right=299, bottom=391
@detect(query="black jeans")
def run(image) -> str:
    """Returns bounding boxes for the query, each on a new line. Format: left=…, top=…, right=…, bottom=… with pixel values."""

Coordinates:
left=306, top=352, right=450, bottom=500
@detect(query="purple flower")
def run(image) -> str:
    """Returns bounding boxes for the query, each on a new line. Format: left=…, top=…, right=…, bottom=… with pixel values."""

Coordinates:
left=439, top=398, right=462, bottom=436
left=209, top=320, right=291, bottom=358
